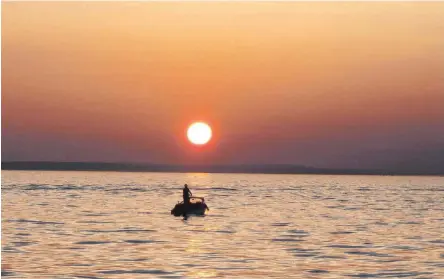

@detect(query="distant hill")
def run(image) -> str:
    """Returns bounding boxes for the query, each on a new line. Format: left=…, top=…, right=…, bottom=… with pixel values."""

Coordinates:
left=2, top=161, right=443, bottom=175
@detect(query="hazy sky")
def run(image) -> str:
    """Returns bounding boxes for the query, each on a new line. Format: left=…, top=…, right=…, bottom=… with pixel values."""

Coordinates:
left=2, top=2, right=444, bottom=169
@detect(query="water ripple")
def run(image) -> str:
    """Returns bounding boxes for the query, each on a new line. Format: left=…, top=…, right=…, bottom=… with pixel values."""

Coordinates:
left=2, top=171, right=443, bottom=279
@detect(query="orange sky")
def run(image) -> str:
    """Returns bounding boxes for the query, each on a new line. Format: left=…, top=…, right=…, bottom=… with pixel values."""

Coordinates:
left=2, top=2, right=444, bottom=168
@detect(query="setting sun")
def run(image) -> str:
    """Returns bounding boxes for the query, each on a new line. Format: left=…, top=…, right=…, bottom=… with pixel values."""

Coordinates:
left=187, top=122, right=212, bottom=145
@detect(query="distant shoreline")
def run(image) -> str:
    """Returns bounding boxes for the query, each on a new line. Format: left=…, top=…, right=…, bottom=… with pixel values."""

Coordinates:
left=2, top=161, right=443, bottom=176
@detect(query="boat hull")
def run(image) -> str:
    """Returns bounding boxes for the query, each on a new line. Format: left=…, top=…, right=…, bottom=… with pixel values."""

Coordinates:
left=171, top=202, right=207, bottom=217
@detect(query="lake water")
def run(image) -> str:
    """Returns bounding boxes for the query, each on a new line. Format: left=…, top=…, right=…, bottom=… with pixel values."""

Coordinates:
left=2, top=171, right=444, bottom=278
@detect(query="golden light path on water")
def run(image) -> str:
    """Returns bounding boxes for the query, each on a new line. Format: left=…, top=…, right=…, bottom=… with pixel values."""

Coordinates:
left=2, top=171, right=444, bottom=278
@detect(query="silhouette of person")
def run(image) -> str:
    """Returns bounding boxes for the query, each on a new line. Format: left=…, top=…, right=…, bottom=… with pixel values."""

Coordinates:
left=183, top=184, right=192, bottom=205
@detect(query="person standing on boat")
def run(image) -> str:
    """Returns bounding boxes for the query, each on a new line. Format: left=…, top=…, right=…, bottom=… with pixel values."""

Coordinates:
left=183, top=184, right=192, bottom=205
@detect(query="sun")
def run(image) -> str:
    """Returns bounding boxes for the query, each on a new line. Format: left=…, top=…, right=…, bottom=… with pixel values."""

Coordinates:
left=187, top=122, right=212, bottom=145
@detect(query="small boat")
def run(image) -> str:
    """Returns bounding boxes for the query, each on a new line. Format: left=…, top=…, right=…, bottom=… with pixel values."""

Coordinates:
left=171, top=197, right=209, bottom=217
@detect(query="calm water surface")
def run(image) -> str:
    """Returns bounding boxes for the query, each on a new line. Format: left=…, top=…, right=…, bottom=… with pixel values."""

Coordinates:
left=2, top=171, right=444, bottom=278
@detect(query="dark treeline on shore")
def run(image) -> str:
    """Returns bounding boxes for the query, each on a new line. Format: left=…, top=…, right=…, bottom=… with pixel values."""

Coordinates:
left=2, top=161, right=443, bottom=176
